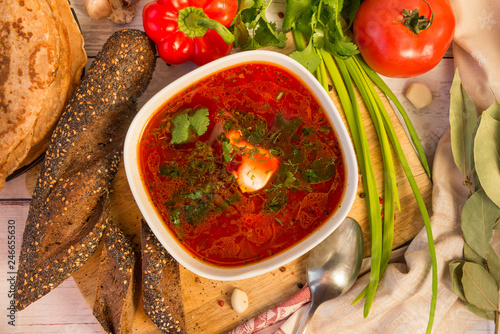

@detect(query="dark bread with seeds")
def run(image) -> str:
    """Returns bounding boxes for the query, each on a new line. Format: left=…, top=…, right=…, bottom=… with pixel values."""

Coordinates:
left=14, top=29, right=156, bottom=311
left=141, top=220, right=186, bottom=333
left=93, top=222, right=138, bottom=334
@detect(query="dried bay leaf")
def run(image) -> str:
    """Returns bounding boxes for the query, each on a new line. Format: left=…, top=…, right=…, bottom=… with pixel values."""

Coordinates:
left=449, top=260, right=466, bottom=301
left=471, top=115, right=482, bottom=192
left=465, top=301, right=496, bottom=321
left=464, top=242, right=486, bottom=267
left=474, top=102, right=500, bottom=208
left=461, top=189, right=500, bottom=258
left=450, top=69, right=478, bottom=180
left=462, top=262, right=499, bottom=312
left=486, top=245, right=500, bottom=288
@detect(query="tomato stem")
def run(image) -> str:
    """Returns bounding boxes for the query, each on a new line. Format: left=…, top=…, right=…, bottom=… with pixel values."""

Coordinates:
left=394, top=0, right=434, bottom=35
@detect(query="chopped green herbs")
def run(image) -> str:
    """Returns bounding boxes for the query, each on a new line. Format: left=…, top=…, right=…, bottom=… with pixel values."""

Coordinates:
left=162, top=110, right=341, bottom=218
left=170, top=208, right=181, bottom=225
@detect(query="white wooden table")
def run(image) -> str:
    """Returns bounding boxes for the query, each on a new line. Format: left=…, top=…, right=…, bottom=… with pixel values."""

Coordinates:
left=0, top=0, right=494, bottom=333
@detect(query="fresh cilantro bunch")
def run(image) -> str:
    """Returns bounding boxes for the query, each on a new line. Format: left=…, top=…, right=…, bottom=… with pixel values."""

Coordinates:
left=283, top=0, right=360, bottom=73
left=231, top=0, right=287, bottom=50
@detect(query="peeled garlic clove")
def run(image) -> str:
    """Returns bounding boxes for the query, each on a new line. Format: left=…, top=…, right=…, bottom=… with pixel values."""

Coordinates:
left=84, top=0, right=112, bottom=20
left=406, top=82, right=433, bottom=109
left=231, top=288, right=249, bottom=313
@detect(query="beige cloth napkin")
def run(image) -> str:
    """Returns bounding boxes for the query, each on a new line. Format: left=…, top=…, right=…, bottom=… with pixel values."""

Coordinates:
left=232, top=1, right=500, bottom=333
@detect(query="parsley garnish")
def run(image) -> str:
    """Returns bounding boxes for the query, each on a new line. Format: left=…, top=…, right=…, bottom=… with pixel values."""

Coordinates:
left=171, top=113, right=190, bottom=144
left=170, top=108, right=210, bottom=144
left=190, top=108, right=210, bottom=136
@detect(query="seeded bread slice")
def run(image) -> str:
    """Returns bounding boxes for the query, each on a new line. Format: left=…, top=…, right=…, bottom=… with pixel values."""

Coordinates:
left=141, top=220, right=185, bottom=333
left=15, top=194, right=110, bottom=310
left=14, top=29, right=156, bottom=311
left=93, top=222, right=138, bottom=334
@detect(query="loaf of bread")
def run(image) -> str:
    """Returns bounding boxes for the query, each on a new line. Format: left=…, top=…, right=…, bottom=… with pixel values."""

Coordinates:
left=141, top=220, right=186, bottom=333
left=93, top=222, right=138, bottom=334
left=14, top=29, right=156, bottom=311
left=0, top=0, right=86, bottom=190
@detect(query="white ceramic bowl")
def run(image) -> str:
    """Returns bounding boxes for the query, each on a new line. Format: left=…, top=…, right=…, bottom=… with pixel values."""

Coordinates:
left=124, top=50, right=358, bottom=281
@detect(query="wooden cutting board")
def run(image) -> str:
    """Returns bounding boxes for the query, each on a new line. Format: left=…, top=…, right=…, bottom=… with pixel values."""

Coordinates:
left=26, top=41, right=432, bottom=333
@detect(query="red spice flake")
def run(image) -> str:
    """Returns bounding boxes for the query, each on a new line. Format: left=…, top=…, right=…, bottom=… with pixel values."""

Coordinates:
left=381, top=211, right=384, bottom=218
left=278, top=12, right=284, bottom=18
left=218, top=300, right=225, bottom=307
left=379, top=197, right=384, bottom=204
left=279, top=266, right=286, bottom=272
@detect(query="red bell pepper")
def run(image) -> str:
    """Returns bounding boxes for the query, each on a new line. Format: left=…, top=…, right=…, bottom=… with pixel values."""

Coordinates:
left=143, top=0, right=238, bottom=66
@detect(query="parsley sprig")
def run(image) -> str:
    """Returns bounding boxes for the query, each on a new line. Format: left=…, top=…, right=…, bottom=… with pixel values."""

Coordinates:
left=171, top=108, right=210, bottom=144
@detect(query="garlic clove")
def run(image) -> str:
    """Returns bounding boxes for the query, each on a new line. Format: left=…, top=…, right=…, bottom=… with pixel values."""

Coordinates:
left=84, top=0, right=112, bottom=20
left=83, top=0, right=139, bottom=24
left=406, top=82, right=433, bottom=109
left=231, top=288, right=249, bottom=314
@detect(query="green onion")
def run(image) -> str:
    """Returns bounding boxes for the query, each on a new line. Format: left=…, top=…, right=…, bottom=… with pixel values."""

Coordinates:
left=291, top=20, right=436, bottom=334
left=357, top=56, right=431, bottom=178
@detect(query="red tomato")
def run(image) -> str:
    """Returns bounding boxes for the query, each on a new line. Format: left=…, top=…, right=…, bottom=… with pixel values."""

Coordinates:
left=353, top=0, right=455, bottom=78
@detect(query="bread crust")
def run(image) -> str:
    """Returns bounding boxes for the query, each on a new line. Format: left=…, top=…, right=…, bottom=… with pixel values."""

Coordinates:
left=0, top=0, right=86, bottom=189
left=141, top=220, right=186, bottom=333
left=14, top=29, right=156, bottom=311
left=93, top=222, right=138, bottom=334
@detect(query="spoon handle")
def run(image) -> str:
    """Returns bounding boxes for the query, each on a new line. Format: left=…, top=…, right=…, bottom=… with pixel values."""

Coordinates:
left=295, top=300, right=321, bottom=334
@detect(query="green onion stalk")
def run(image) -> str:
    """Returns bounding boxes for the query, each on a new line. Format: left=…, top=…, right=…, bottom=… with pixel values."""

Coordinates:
left=292, top=28, right=437, bottom=333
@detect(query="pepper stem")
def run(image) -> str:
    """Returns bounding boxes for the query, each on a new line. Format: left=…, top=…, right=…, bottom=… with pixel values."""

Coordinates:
left=178, top=7, right=235, bottom=44
left=394, top=0, right=434, bottom=35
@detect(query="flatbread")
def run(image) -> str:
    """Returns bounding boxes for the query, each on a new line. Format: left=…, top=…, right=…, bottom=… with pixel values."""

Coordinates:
left=0, top=0, right=86, bottom=189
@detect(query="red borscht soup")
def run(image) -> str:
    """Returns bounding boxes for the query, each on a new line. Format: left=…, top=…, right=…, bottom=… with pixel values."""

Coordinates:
left=138, top=62, right=346, bottom=267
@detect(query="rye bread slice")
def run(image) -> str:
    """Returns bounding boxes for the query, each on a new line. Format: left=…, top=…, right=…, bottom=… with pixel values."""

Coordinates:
left=141, top=220, right=185, bottom=333
left=14, top=29, right=156, bottom=311
left=93, top=222, right=138, bottom=334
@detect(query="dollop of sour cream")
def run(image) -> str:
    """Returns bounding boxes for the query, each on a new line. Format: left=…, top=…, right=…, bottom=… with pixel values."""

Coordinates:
left=226, top=130, right=279, bottom=193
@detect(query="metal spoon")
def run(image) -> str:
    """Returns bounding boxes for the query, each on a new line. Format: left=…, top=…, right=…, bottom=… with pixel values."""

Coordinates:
left=295, top=217, right=364, bottom=334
